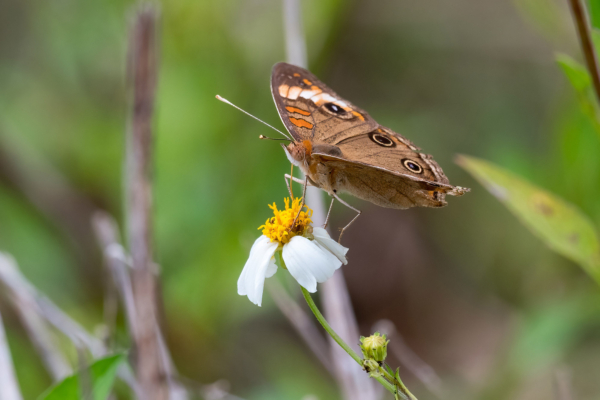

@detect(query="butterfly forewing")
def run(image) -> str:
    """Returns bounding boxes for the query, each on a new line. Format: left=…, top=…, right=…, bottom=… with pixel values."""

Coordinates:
left=270, top=62, right=469, bottom=208
left=271, top=62, right=378, bottom=144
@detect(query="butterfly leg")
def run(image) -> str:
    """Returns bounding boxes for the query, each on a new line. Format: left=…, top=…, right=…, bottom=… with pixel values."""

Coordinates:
left=323, top=196, right=335, bottom=229
left=284, top=174, right=314, bottom=197
left=290, top=175, right=308, bottom=229
left=333, top=192, right=361, bottom=244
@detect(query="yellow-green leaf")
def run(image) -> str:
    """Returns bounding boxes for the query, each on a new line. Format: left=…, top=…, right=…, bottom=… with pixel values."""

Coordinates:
left=37, top=354, right=126, bottom=400
left=456, top=155, right=600, bottom=285
left=556, top=53, right=592, bottom=92
left=556, top=53, right=600, bottom=137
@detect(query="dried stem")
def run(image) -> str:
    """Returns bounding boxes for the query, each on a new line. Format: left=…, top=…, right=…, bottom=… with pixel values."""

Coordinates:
left=126, top=5, right=169, bottom=399
left=11, top=292, right=72, bottom=381
left=0, top=309, right=23, bottom=400
left=0, top=252, right=143, bottom=398
left=283, top=0, right=308, bottom=68
left=0, top=139, right=100, bottom=274
left=93, top=211, right=188, bottom=400
left=373, top=320, right=443, bottom=398
left=322, top=274, right=379, bottom=400
left=554, top=367, right=574, bottom=400
left=0, top=252, right=104, bottom=356
left=568, top=0, right=600, bottom=103
left=267, top=280, right=334, bottom=374
left=93, top=212, right=139, bottom=337
left=281, top=0, right=377, bottom=398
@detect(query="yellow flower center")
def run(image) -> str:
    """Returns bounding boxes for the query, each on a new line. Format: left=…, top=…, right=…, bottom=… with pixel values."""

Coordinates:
left=259, top=197, right=313, bottom=244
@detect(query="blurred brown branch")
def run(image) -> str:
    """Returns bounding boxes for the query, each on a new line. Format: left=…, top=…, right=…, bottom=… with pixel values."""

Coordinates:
left=373, top=319, right=443, bottom=398
left=568, top=0, right=600, bottom=103
left=280, top=0, right=378, bottom=398
left=0, top=139, right=100, bottom=275
left=554, top=367, right=574, bottom=400
left=93, top=211, right=188, bottom=400
left=125, top=5, right=169, bottom=399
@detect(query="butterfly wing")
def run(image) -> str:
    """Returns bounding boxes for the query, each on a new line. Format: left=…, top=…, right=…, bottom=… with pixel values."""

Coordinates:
left=271, top=62, right=469, bottom=208
left=271, top=62, right=378, bottom=143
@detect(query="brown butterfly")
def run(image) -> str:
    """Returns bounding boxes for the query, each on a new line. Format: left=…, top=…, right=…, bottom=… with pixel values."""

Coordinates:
left=269, top=62, right=469, bottom=236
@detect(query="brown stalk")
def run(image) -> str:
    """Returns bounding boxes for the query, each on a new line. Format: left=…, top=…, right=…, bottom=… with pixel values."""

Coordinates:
left=126, top=5, right=168, bottom=399
left=568, top=0, right=600, bottom=103
left=281, top=0, right=378, bottom=398
left=92, top=212, right=188, bottom=400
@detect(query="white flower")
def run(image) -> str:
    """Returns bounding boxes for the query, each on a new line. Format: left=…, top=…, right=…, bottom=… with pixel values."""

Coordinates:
left=238, top=198, right=348, bottom=306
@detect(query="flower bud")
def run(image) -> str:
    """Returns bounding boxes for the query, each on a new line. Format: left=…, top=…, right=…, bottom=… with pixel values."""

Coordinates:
left=362, top=359, right=382, bottom=378
left=360, top=332, right=389, bottom=362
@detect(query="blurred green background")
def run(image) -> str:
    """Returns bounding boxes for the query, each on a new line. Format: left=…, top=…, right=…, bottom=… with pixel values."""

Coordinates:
left=1, top=0, right=600, bottom=399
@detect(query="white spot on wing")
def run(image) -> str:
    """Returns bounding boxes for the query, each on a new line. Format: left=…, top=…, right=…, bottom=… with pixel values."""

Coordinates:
left=287, top=86, right=302, bottom=100
left=299, top=89, right=320, bottom=99
left=278, top=84, right=289, bottom=97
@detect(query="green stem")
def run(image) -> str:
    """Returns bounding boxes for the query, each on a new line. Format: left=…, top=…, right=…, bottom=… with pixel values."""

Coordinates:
left=380, top=366, right=418, bottom=400
left=300, top=287, right=398, bottom=396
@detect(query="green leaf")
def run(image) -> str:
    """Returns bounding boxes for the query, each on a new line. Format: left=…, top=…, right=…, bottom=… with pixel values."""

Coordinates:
left=456, top=155, right=600, bottom=285
left=385, top=364, right=394, bottom=375
left=588, top=0, right=600, bottom=30
left=509, top=294, right=600, bottom=374
left=556, top=53, right=600, bottom=136
left=38, top=354, right=126, bottom=400
left=556, top=53, right=592, bottom=92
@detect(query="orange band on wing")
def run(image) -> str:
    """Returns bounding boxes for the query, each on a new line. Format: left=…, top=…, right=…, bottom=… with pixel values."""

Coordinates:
left=289, top=117, right=314, bottom=129
left=352, top=111, right=365, bottom=121
left=293, top=73, right=300, bottom=77
left=285, top=106, right=311, bottom=116
left=303, top=78, right=312, bottom=85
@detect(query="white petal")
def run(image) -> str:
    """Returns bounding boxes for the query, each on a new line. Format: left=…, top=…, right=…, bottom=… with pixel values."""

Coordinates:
left=282, top=236, right=342, bottom=292
left=265, top=257, right=278, bottom=278
left=238, top=235, right=279, bottom=306
left=312, top=227, right=349, bottom=265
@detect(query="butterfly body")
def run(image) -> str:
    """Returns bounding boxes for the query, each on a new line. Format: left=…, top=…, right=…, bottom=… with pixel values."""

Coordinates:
left=272, top=62, right=469, bottom=210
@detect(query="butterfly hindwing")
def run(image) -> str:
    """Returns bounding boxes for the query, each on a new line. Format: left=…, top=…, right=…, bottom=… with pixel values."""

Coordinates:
left=270, top=62, right=469, bottom=208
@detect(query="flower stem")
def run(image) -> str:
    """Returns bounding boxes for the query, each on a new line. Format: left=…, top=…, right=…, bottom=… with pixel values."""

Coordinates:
left=301, top=287, right=416, bottom=398
left=380, top=366, right=418, bottom=400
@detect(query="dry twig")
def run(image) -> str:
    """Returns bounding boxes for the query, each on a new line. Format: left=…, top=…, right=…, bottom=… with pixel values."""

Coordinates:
left=568, top=0, right=600, bottom=103
left=280, top=0, right=378, bottom=398
left=93, top=211, right=188, bottom=400
left=0, top=252, right=143, bottom=397
left=554, top=367, right=574, bottom=400
left=0, top=308, right=23, bottom=400
left=9, top=288, right=71, bottom=381
left=373, top=319, right=443, bottom=398
left=126, top=5, right=169, bottom=399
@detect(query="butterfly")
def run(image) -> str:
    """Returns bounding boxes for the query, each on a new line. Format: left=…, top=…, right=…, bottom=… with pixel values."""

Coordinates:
left=269, top=62, right=469, bottom=235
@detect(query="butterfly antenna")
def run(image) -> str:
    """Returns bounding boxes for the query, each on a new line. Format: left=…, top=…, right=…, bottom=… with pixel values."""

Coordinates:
left=215, top=95, right=293, bottom=141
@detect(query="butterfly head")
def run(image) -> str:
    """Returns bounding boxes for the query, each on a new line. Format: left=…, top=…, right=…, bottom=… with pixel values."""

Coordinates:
left=282, top=140, right=312, bottom=169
